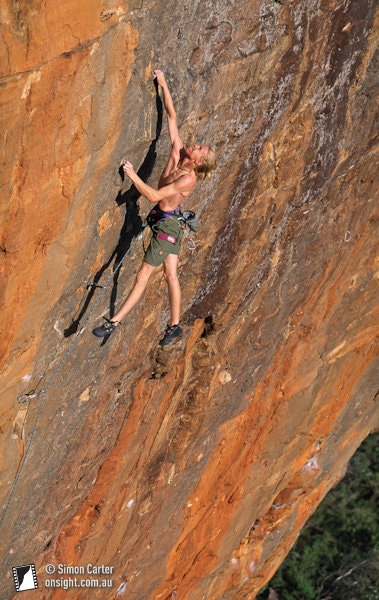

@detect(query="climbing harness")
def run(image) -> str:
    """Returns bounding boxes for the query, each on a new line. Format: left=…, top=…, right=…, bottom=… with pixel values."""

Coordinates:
left=156, top=232, right=178, bottom=245
left=0, top=224, right=147, bottom=530
left=146, top=205, right=182, bottom=227
left=146, top=205, right=200, bottom=250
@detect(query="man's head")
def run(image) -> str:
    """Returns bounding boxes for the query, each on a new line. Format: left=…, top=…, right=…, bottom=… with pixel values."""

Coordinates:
left=185, top=144, right=217, bottom=180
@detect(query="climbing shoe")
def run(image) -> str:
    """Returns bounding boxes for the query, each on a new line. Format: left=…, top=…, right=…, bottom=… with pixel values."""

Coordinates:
left=92, top=317, right=118, bottom=337
left=159, top=324, right=183, bottom=347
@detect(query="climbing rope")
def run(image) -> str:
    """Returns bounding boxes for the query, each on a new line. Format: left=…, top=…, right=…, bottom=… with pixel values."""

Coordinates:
left=0, top=225, right=147, bottom=530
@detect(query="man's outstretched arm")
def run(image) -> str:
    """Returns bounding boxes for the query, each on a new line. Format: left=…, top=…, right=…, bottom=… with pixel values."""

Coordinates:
left=122, top=161, right=194, bottom=203
left=154, top=69, right=181, bottom=147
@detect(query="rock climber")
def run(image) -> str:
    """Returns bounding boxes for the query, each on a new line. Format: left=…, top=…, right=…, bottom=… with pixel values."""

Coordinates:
left=92, top=69, right=217, bottom=346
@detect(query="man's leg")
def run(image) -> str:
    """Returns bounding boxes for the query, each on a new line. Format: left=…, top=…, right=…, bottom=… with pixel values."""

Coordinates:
left=163, top=253, right=181, bottom=326
left=113, top=261, right=155, bottom=322
left=159, top=253, right=183, bottom=346
left=92, top=261, right=155, bottom=337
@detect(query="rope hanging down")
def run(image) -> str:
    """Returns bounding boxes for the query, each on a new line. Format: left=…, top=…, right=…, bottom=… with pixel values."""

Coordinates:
left=0, top=225, right=146, bottom=530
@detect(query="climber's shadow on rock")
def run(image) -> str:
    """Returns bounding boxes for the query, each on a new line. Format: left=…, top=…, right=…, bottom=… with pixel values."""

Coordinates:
left=64, top=79, right=163, bottom=339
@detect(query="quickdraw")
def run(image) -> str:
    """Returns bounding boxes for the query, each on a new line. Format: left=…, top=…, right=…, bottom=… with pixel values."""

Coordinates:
left=182, top=228, right=197, bottom=250
left=17, top=390, right=46, bottom=404
left=147, top=205, right=200, bottom=250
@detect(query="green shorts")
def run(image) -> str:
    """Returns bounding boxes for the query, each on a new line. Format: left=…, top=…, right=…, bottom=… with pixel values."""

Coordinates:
left=144, top=218, right=183, bottom=267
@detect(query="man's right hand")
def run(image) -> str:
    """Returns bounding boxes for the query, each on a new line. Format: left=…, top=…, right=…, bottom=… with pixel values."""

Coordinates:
left=154, top=69, right=166, bottom=87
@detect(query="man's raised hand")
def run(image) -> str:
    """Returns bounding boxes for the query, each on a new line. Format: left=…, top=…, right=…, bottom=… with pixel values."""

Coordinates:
left=154, top=69, right=166, bottom=87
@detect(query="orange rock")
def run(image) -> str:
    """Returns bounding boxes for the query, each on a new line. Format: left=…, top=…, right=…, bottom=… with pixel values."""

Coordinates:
left=0, top=1, right=378, bottom=599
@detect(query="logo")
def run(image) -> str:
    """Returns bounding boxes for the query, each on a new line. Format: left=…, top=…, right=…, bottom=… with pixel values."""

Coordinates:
left=12, top=564, right=38, bottom=592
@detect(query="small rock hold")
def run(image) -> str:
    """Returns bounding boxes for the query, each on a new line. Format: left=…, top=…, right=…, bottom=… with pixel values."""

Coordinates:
left=100, top=10, right=115, bottom=21
left=342, top=22, right=353, bottom=32
left=219, top=369, right=232, bottom=385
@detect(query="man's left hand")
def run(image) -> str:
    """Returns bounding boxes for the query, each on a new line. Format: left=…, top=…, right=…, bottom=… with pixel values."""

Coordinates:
left=122, top=160, right=135, bottom=180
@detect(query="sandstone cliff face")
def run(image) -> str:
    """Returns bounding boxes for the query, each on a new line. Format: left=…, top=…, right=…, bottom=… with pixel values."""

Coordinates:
left=0, top=1, right=378, bottom=598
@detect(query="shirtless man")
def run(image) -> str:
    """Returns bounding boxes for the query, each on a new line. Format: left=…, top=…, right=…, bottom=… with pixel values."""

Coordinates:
left=92, top=69, right=216, bottom=346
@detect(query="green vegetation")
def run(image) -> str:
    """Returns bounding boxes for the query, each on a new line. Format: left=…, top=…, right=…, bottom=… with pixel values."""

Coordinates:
left=257, top=433, right=379, bottom=600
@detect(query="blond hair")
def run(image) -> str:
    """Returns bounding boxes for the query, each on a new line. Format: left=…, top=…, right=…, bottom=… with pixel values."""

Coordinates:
left=194, top=146, right=217, bottom=180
